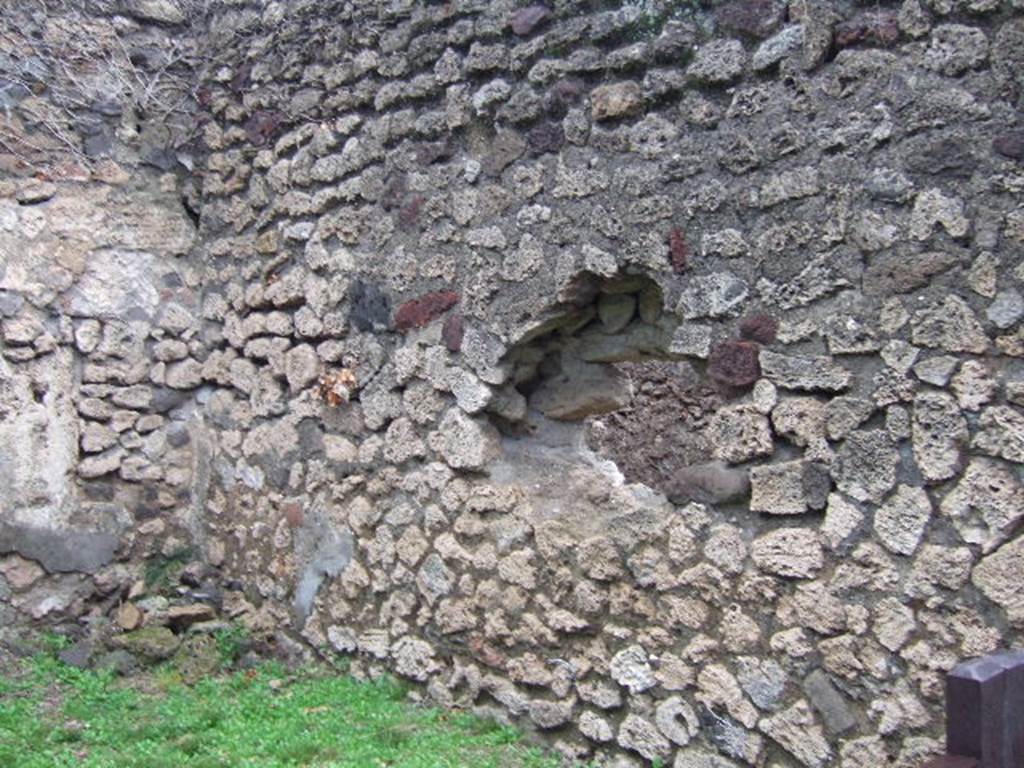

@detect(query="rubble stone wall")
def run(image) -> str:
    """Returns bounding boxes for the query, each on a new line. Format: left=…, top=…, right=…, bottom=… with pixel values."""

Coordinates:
left=0, top=1, right=205, bottom=631
left=4, top=0, right=1024, bottom=766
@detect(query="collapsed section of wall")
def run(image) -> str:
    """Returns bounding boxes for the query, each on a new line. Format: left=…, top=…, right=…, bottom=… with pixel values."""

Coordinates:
left=4, top=0, right=1024, bottom=766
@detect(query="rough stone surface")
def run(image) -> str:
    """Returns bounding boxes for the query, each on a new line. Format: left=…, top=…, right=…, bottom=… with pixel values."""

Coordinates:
left=751, top=529, right=823, bottom=578
left=874, top=485, right=933, bottom=556
left=833, top=430, right=900, bottom=503
left=972, top=535, right=1024, bottom=626
left=610, top=645, right=656, bottom=694
left=707, top=405, right=773, bottom=464
left=1, top=4, right=1021, bottom=765
left=591, top=82, right=644, bottom=121
left=750, top=460, right=828, bottom=515
left=913, top=393, right=969, bottom=483
left=429, top=410, right=501, bottom=470
left=759, top=352, right=852, bottom=393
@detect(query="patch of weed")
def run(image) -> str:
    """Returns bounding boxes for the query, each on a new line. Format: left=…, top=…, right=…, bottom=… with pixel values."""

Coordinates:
left=143, top=546, right=195, bottom=591
left=0, top=650, right=580, bottom=768
left=211, top=623, right=249, bottom=668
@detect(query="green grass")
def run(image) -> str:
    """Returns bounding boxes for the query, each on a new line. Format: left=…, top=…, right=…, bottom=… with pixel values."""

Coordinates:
left=0, top=653, right=567, bottom=768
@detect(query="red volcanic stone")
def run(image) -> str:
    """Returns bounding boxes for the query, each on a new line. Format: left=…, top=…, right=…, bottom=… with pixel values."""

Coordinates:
left=442, top=313, right=465, bottom=352
left=708, top=340, right=762, bottom=387
left=716, top=0, right=786, bottom=39
left=527, top=122, right=565, bottom=155
left=994, top=131, right=1024, bottom=160
left=394, top=291, right=460, bottom=332
left=835, top=11, right=900, bottom=49
left=283, top=502, right=304, bottom=527
left=244, top=110, right=282, bottom=147
left=397, top=195, right=425, bottom=231
left=510, top=4, right=552, bottom=36
left=739, top=313, right=778, bottom=344
left=468, top=634, right=506, bottom=668
left=668, top=228, right=689, bottom=274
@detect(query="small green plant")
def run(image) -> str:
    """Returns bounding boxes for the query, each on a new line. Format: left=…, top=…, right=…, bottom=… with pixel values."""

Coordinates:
left=37, top=630, right=72, bottom=656
left=142, top=546, right=195, bottom=591
left=212, top=624, right=249, bottom=668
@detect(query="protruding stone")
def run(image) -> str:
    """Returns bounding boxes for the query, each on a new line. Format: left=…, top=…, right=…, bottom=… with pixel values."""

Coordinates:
left=772, top=396, right=827, bottom=447
left=429, top=410, right=501, bottom=470
left=752, top=25, right=803, bottom=70
left=709, top=340, right=761, bottom=388
left=656, top=697, right=700, bottom=746
left=665, top=462, right=750, bottom=506
left=972, top=535, right=1024, bottom=626
left=510, top=4, right=552, bottom=36
left=874, top=485, right=933, bottom=556
left=802, top=670, right=856, bottom=735
left=759, top=351, right=852, bottom=392
left=751, top=528, right=823, bottom=578
left=758, top=701, right=832, bottom=768
left=707, top=404, right=773, bottom=464
left=529, top=700, right=573, bottom=729
left=941, top=458, right=1024, bottom=553
left=591, top=81, right=643, bottom=121
left=973, top=406, right=1024, bottom=463
left=833, top=430, right=899, bottom=503
left=285, top=343, right=319, bottom=392
left=123, top=0, right=185, bottom=25
left=750, top=460, right=829, bottom=515
left=913, top=392, right=968, bottom=483
left=579, top=711, right=614, bottom=742
left=677, top=273, right=749, bottom=319
left=821, top=493, right=864, bottom=550
left=913, top=355, right=959, bottom=387
left=951, top=360, right=996, bottom=412
left=618, top=714, right=672, bottom=762
left=610, top=645, right=656, bottom=694
left=167, top=603, right=216, bottom=631
left=911, top=296, right=990, bottom=353
left=923, top=24, right=989, bottom=76
left=688, top=39, right=747, bottom=85
left=113, top=626, right=181, bottom=660
left=670, top=325, right=712, bottom=358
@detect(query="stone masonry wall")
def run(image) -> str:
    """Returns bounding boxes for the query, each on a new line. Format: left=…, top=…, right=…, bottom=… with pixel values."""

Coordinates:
left=1, top=1, right=205, bottom=627
left=4, top=0, right=1024, bottom=766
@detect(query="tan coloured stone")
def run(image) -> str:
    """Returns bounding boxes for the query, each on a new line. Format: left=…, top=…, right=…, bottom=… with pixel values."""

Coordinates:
left=821, top=493, right=864, bottom=550
left=0, top=555, right=45, bottom=591
left=972, top=405, right=1024, bottom=463
left=972, top=534, right=1024, bottom=626
left=696, top=664, right=758, bottom=728
left=707, top=404, right=773, bottom=463
left=590, top=82, right=644, bottom=121
left=752, top=528, right=823, bottom=579
left=874, top=485, right=933, bottom=556
left=912, top=392, right=968, bottom=482
left=758, top=701, right=831, bottom=768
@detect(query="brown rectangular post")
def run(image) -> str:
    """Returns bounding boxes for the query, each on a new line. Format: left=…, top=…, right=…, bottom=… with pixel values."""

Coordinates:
left=946, top=656, right=1007, bottom=766
left=991, top=650, right=1024, bottom=768
left=945, top=650, right=1024, bottom=768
